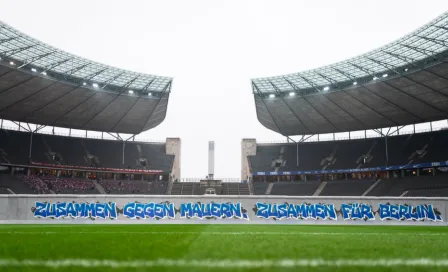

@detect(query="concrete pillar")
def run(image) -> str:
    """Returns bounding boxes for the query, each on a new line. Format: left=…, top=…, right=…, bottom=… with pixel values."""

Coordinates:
left=166, top=138, right=182, bottom=181
left=240, top=139, right=257, bottom=181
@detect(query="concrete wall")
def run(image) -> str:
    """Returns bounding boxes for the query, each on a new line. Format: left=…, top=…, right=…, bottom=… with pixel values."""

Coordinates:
left=0, top=195, right=447, bottom=225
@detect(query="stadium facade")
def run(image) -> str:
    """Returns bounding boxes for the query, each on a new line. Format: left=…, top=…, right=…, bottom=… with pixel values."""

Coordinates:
left=243, top=12, right=448, bottom=197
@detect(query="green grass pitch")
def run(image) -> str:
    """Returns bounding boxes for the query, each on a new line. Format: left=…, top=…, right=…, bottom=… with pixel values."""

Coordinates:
left=0, top=224, right=447, bottom=272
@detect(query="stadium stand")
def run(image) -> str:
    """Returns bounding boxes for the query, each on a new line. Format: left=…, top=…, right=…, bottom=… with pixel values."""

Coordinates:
left=244, top=12, right=448, bottom=198
left=253, top=182, right=269, bottom=195
left=0, top=174, right=34, bottom=194
left=221, top=183, right=250, bottom=195
left=366, top=173, right=448, bottom=197
left=100, top=180, right=168, bottom=195
left=0, top=130, right=174, bottom=171
left=319, top=179, right=376, bottom=196
left=0, top=20, right=180, bottom=196
left=269, top=181, right=320, bottom=196
left=249, top=130, right=448, bottom=173
left=170, top=182, right=249, bottom=195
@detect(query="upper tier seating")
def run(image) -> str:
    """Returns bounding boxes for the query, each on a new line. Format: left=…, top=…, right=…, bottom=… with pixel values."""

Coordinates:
left=0, top=129, right=174, bottom=172
left=249, top=130, right=448, bottom=173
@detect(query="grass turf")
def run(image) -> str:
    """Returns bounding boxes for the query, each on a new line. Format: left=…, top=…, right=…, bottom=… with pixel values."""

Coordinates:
left=0, top=225, right=447, bottom=272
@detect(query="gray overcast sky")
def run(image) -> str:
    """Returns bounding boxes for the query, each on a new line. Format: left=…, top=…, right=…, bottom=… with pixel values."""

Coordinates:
left=0, top=0, right=447, bottom=178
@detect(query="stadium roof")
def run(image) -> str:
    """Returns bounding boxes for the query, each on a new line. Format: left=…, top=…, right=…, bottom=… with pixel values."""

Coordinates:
left=252, top=12, right=448, bottom=136
left=0, top=21, right=173, bottom=135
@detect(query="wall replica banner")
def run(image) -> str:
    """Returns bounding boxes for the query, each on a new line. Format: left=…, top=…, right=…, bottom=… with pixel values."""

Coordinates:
left=252, top=161, right=448, bottom=176
left=0, top=196, right=447, bottom=225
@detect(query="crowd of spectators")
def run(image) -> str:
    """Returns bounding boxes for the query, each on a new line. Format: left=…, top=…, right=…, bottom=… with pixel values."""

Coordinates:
left=18, top=174, right=166, bottom=195
left=41, top=176, right=96, bottom=193
left=20, top=175, right=96, bottom=194
left=20, top=175, right=52, bottom=194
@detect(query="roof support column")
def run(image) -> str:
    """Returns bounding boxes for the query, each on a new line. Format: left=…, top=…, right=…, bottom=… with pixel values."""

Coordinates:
left=122, top=141, right=125, bottom=166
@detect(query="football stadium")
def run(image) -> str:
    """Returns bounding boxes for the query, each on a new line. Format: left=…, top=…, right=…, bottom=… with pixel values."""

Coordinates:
left=1, top=5, right=448, bottom=272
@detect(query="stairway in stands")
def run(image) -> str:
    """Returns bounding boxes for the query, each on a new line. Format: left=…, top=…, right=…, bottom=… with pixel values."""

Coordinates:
left=265, top=182, right=274, bottom=195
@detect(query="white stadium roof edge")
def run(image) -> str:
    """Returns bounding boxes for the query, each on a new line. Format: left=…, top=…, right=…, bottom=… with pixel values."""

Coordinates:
left=0, top=21, right=173, bottom=135
left=252, top=12, right=448, bottom=136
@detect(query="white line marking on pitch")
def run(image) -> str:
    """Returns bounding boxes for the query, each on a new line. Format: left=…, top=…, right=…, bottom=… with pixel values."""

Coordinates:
left=0, top=258, right=448, bottom=268
left=1, top=231, right=448, bottom=236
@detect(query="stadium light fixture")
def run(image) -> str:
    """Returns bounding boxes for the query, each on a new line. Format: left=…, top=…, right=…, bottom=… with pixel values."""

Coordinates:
left=83, top=82, right=87, bottom=86
left=9, top=61, right=14, bottom=65
left=353, top=81, right=358, bottom=85
left=382, top=74, right=388, bottom=78
left=289, top=92, right=295, bottom=97
left=148, top=93, right=152, bottom=96
left=128, top=90, right=134, bottom=94
left=92, top=83, right=99, bottom=88
left=373, top=76, right=378, bottom=81
left=269, top=94, right=275, bottom=98
left=404, top=68, right=409, bottom=72
left=323, top=86, right=330, bottom=91
left=41, top=71, right=47, bottom=75
left=31, top=68, right=37, bottom=72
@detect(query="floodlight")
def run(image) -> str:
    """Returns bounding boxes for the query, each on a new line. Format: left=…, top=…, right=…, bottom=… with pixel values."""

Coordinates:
left=323, top=86, right=330, bottom=91
left=148, top=93, right=152, bottom=96
left=31, top=68, right=37, bottom=72
left=128, top=90, right=134, bottom=94
left=289, top=92, right=295, bottom=96
left=382, top=74, right=388, bottom=78
left=41, top=71, right=47, bottom=75
left=269, top=94, right=275, bottom=98
left=9, top=61, right=14, bottom=65
left=92, top=83, right=99, bottom=88
left=353, top=81, right=358, bottom=85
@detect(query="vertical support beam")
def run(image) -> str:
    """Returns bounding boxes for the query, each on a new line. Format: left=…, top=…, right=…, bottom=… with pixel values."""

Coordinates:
left=69, top=128, right=72, bottom=137
left=333, top=133, right=335, bottom=141
left=430, top=122, right=433, bottom=132
left=101, top=132, right=104, bottom=140
left=28, top=132, right=34, bottom=163
left=385, top=135, right=389, bottom=164
left=349, top=131, right=351, bottom=140
left=85, top=130, right=88, bottom=138
left=364, top=130, right=367, bottom=139
left=413, top=124, right=416, bottom=134
left=122, top=141, right=125, bottom=165
left=0, top=119, right=2, bottom=129
left=296, top=142, right=299, bottom=167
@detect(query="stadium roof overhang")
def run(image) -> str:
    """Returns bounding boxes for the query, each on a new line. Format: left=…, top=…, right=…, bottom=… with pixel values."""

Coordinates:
left=251, top=12, right=448, bottom=136
left=0, top=21, right=173, bottom=135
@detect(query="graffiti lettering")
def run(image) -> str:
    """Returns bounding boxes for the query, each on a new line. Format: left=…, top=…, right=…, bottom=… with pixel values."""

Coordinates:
left=379, top=204, right=442, bottom=221
left=255, top=203, right=337, bottom=220
left=180, top=202, right=249, bottom=219
left=341, top=203, right=375, bottom=220
left=33, top=201, right=117, bottom=219
left=123, top=202, right=175, bottom=219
